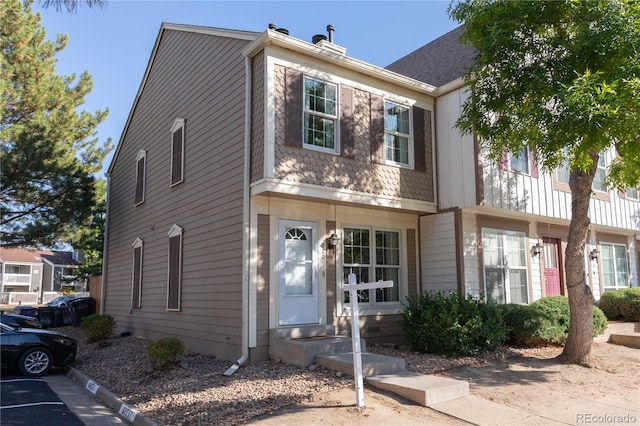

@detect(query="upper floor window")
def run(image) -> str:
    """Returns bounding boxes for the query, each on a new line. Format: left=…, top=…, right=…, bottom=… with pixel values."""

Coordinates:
left=626, top=186, right=638, bottom=200
left=600, top=243, right=629, bottom=290
left=384, top=101, right=412, bottom=167
left=556, top=156, right=571, bottom=184
left=342, top=227, right=401, bottom=306
left=170, top=118, right=185, bottom=186
left=134, top=150, right=146, bottom=205
left=592, top=152, right=607, bottom=192
left=303, top=77, right=337, bottom=153
left=509, top=146, right=530, bottom=174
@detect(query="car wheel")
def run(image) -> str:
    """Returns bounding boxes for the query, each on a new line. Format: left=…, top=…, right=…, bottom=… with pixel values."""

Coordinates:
left=18, top=347, right=53, bottom=377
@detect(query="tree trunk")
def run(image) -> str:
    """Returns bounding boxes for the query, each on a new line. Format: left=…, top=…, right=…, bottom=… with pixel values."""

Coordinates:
left=561, top=153, right=598, bottom=365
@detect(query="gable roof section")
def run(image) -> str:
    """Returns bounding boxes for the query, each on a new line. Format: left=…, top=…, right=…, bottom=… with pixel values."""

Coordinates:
left=107, top=23, right=260, bottom=174
left=385, top=25, right=476, bottom=88
left=0, top=247, right=44, bottom=263
left=40, top=251, right=79, bottom=267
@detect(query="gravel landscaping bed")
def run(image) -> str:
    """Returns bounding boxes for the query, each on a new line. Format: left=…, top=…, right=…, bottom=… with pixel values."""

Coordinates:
left=56, top=326, right=534, bottom=425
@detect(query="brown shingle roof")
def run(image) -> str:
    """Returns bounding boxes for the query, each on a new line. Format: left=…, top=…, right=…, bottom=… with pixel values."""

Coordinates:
left=0, top=247, right=78, bottom=265
left=385, top=25, right=476, bottom=87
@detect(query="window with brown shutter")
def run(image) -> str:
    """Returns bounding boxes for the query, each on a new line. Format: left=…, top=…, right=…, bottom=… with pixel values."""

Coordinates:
left=131, top=238, right=143, bottom=308
left=134, top=150, right=146, bottom=205
left=170, top=118, right=185, bottom=186
left=167, top=225, right=183, bottom=311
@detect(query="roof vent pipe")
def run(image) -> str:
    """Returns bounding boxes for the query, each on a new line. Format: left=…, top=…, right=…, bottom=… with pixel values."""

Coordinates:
left=312, top=34, right=327, bottom=44
left=268, top=23, right=276, bottom=30
left=327, top=24, right=334, bottom=43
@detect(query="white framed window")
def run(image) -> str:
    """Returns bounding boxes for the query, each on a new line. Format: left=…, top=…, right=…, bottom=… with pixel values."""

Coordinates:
left=592, top=152, right=607, bottom=192
left=509, top=146, right=529, bottom=174
left=600, top=243, right=629, bottom=290
left=626, top=187, right=638, bottom=200
left=167, top=224, right=183, bottom=311
left=482, top=228, right=529, bottom=304
left=342, top=227, right=401, bottom=306
left=556, top=156, right=571, bottom=184
left=384, top=101, right=412, bottom=167
left=170, top=118, right=185, bottom=186
left=303, top=76, right=338, bottom=153
left=134, top=150, right=146, bottom=205
left=131, top=238, right=143, bottom=309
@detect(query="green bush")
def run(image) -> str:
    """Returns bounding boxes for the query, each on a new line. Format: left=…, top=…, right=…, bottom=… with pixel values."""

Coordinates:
left=146, top=337, right=185, bottom=371
left=80, top=314, right=115, bottom=343
left=599, top=288, right=640, bottom=322
left=400, top=291, right=507, bottom=356
left=509, top=296, right=608, bottom=346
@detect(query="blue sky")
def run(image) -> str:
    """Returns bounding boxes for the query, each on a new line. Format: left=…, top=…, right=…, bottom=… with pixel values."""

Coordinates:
left=33, top=1, right=459, bottom=177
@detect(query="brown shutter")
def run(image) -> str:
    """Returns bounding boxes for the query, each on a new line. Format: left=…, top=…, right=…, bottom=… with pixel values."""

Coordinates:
left=135, top=157, right=145, bottom=204
left=132, top=247, right=142, bottom=308
left=167, top=235, right=181, bottom=310
left=370, top=94, right=385, bottom=164
left=413, top=107, right=426, bottom=172
left=340, top=85, right=354, bottom=158
left=285, top=68, right=303, bottom=147
left=171, top=128, right=183, bottom=185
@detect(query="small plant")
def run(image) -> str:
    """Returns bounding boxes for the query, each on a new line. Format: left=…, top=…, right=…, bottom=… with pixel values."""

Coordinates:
left=147, top=337, right=185, bottom=371
left=598, top=287, right=640, bottom=322
left=400, top=291, right=507, bottom=356
left=80, top=314, right=115, bottom=343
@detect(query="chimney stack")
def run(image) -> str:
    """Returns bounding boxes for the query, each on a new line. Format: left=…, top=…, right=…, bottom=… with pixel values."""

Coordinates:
left=327, top=24, right=334, bottom=43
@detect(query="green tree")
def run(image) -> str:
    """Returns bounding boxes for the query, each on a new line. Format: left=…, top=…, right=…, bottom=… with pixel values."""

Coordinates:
left=39, top=0, right=105, bottom=14
left=1, top=0, right=111, bottom=248
left=449, top=0, right=640, bottom=365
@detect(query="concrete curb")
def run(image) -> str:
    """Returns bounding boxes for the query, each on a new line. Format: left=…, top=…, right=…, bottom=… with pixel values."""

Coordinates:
left=69, top=368, right=159, bottom=426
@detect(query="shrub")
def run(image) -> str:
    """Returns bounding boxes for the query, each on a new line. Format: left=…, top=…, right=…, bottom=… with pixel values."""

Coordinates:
left=496, top=304, right=556, bottom=347
left=80, top=314, right=115, bottom=343
left=400, top=291, right=507, bottom=356
left=599, top=288, right=640, bottom=322
left=592, top=305, right=608, bottom=337
left=147, top=337, right=185, bottom=371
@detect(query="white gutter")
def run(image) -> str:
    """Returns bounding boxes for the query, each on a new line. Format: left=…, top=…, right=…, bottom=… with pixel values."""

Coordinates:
left=224, top=55, right=253, bottom=375
left=99, top=172, right=111, bottom=315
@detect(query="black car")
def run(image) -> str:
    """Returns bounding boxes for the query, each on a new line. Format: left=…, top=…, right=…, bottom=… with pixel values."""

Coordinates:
left=0, top=312, right=42, bottom=329
left=0, top=323, right=77, bottom=377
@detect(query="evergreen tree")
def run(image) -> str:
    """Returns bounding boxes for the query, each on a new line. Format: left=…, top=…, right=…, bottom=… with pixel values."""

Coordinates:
left=449, top=0, right=640, bottom=364
left=0, top=0, right=112, bottom=248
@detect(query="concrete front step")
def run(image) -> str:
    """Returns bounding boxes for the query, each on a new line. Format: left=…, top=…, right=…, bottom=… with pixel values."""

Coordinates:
left=270, top=335, right=364, bottom=368
left=595, top=322, right=640, bottom=348
left=315, top=352, right=405, bottom=376
left=367, top=371, right=470, bottom=406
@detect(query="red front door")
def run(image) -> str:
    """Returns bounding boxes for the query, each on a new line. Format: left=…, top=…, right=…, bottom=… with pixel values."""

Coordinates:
left=543, top=238, right=562, bottom=296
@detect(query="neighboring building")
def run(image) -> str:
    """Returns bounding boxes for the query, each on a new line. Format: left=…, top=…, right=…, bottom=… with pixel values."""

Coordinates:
left=103, top=23, right=638, bottom=364
left=0, top=247, right=82, bottom=303
left=387, top=26, right=640, bottom=305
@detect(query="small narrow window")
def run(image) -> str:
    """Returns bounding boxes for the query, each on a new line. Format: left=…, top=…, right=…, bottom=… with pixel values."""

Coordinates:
left=131, top=238, right=143, bottom=308
left=303, top=76, right=338, bottom=152
left=384, top=101, right=412, bottom=167
left=134, top=150, right=146, bottom=205
left=509, top=146, right=529, bottom=174
left=592, top=152, right=607, bottom=192
left=626, top=187, right=638, bottom=200
left=170, top=118, right=185, bottom=186
left=167, top=225, right=184, bottom=311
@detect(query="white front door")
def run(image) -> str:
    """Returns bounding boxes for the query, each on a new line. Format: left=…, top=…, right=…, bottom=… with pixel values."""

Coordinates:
left=278, top=220, right=319, bottom=326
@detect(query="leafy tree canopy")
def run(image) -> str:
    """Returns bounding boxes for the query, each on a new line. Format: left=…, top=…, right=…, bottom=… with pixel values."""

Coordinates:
left=450, top=0, right=640, bottom=190
left=1, top=0, right=112, bottom=248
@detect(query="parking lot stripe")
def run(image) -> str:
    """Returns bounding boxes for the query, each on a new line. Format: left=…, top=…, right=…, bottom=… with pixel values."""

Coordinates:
left=1, top=401, right=65, bottom=410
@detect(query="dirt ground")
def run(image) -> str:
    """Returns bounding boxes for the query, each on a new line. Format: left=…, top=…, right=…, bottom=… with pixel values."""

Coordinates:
left=248, top=342, right=640, bottom=425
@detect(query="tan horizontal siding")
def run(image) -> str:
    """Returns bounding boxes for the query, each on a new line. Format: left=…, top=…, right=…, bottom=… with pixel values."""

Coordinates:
left=105, top=29, right=251, bottom=361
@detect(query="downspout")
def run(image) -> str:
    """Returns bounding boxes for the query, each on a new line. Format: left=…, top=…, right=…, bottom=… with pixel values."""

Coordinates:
left=100, top=172, right=111, bottom=315
left=224, top=55, right=253, bottom=375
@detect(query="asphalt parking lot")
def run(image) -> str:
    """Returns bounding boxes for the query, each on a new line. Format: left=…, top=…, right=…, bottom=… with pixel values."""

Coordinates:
left=0, top=374, right=84, bottom=426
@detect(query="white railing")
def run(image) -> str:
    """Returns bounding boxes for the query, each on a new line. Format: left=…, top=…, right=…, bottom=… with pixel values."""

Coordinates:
left=3, top=273, right=32, bottom=285
left=1, top=291, right=90, bottom=306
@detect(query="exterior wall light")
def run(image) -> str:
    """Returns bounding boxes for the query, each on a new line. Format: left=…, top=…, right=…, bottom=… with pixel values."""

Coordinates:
left=327, top=233, right=340, bottom=249
left=531, top=242, right=544, bottom=257
left=590, top=248, right=600, bottom=260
